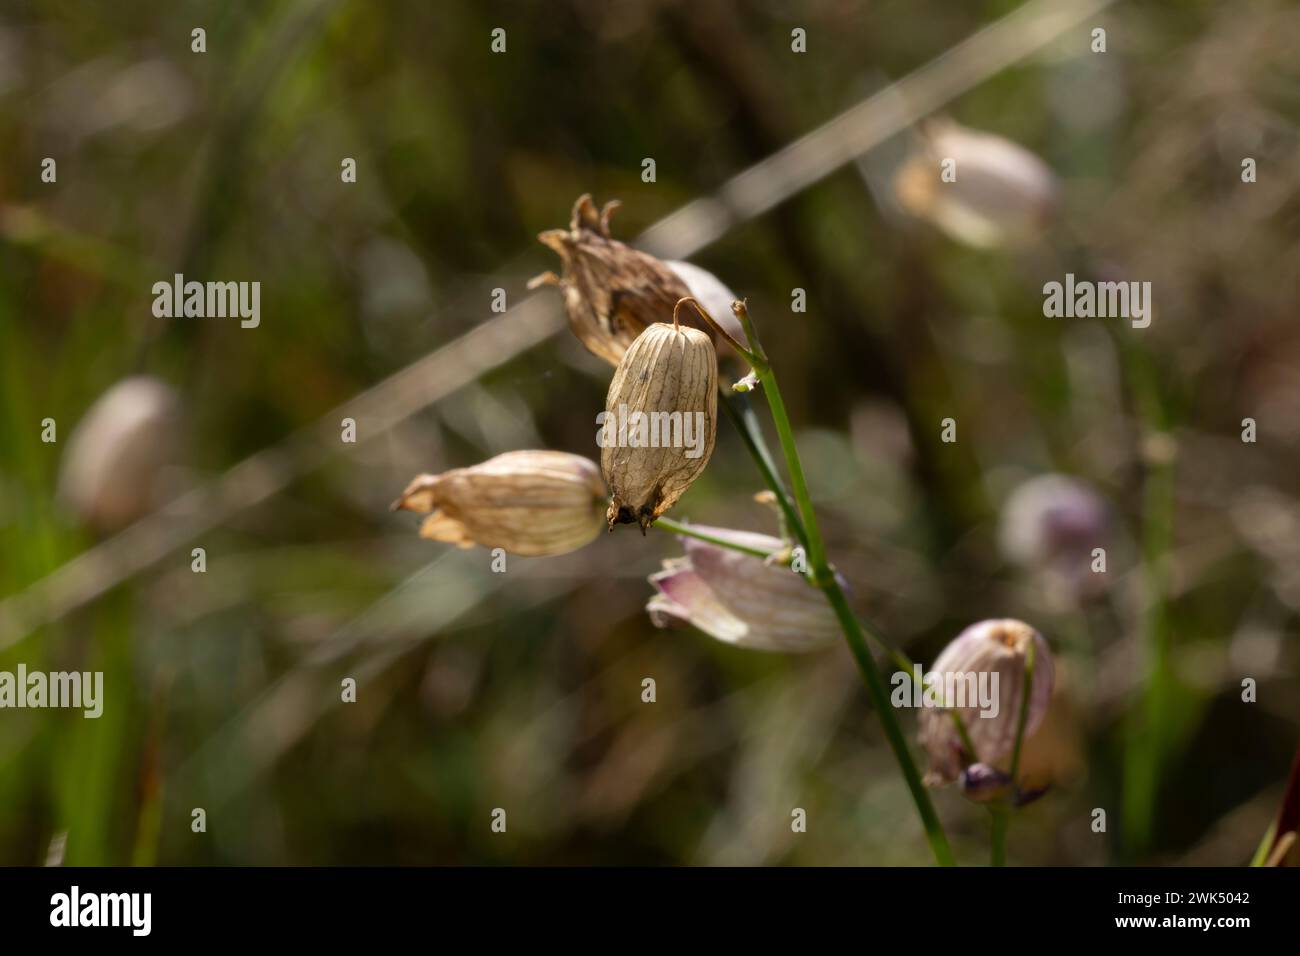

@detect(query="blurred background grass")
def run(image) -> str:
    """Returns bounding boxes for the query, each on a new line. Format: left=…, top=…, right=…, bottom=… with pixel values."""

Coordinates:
left=1, top=0, right=1298, bottom=865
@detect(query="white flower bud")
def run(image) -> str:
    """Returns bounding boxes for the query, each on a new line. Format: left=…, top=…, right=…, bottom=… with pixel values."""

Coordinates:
left=894, top=120, right=1059, bottom=249
left=58, top=375, right=182, bottom=532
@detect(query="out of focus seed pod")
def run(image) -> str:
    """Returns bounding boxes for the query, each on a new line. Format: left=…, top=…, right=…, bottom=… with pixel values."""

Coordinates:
left=601, top=321, right=716, bottom=531
left=999, top=473, right=1111, bottom=600
left=58, top=375, right=182, bottom=533
left=392, top=450, right=607, bottom=557
left=894, top=120, right=1059, bottom=249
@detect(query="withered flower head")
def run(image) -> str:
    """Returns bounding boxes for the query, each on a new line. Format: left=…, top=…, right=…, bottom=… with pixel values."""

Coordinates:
left=392, top=450, right=606, bottom=557
left=601, top=319, right=717, bottom=531
left=529, top=194, right=723, bottom=365
left=646, top=525, right=839, bottom=653
left=918, top=618, right=1055, bottom=787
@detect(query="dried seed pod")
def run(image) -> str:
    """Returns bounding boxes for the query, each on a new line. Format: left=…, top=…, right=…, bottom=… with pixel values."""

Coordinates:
left=57, top=375, right=183, bottom=533
left=392, top=450, right=607, bottom=557
left=647, top=525, right=839, bottom=653
left=601, top=321, right=716, bottom=531
left=918, top=618, right=1055, bottom=787
left=894, top=119, right=1059, bottom=249
left=528, top=194, right=726, bottom=365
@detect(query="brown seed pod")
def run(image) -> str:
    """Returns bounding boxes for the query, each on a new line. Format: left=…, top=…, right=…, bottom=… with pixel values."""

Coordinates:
left=600, top=321, right=717, bottom=531
left=529, top=194, right=722, bottom=366
left=391, top=451, right=607, bottom=557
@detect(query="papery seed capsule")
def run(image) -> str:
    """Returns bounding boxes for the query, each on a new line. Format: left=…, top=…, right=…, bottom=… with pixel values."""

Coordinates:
left=646, top=525, right=839, bottom=653
left=57, top=375, right=183, bottom=533
left=528, top=194, right=731, bottom=365
left=601, top=321, right=716, bottom=531
left=894, top=120, right=1059, bottom=249
left=918, top=618, right=1055, bottom=787
left=391, top=450, right=607, bottom=557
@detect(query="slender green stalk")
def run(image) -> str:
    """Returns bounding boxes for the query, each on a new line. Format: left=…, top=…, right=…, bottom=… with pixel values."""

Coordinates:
left=719, top=390, right=920, bottom=674
left=989, top=806, right=1009, bottom=867
left=1116, top=335, right=1175, bottom=861
left=990, top=635, right=1037, bottom=867
left=718, top=392, right=807, bottom=544
left=948, top=710, right=978, bottom=762
left=1249, top=822, right=1276, bottom=868
left=686, top=296, right=955, bottom=867
left=1008, top=639, right=1036, bottom=783
left=654, top=516, right=777, bottom=560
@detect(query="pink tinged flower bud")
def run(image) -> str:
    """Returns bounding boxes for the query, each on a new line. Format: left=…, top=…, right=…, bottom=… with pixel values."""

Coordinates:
left=57, top=375, right=182, bottom=533
left=392, top=451, right=607, bottom=557
left=998, top=474, right=1111, bottom=600
left=998, top=474, right=1109, bottom=566
left=646, top=526, right=839, bottom=653
left=918, top=618, right=1054, bottom=786
left=893, top=120, right=1059, bottom=249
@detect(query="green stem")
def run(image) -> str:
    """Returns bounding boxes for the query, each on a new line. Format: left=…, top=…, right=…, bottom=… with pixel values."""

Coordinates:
left=726, top=300, right=955, bottom=867
left=654, top=516, right=777, bottom=560
left=1116, top=335, right=1175, bottom=861
left=718, top=391, right=808, bottom=545
left=948, top=710, right=978, bottom=762
left=1009, top=638, right=1036, bottom=785
left=1249, top=821, right=1277, bottom=868
left=989, top=806, right=1009, bottom=867
left=720, top=387, right=914, bottom=676
left=990, top=634, right=1037, bottom=867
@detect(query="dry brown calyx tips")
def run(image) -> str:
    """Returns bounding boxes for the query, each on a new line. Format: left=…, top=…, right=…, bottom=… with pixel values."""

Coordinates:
left=391, top=450, right=607, bottom=557
left=601, top=314, right=717, bottom=533
left=528, top=194, right=719, bottom=366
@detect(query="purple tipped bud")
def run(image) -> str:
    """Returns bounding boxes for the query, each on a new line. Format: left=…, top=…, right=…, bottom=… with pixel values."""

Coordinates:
left=919, top=619, right=1055, bottom=786
left=999, top=474, right=1111, bottom=599
left=960, top=763, right=1012, bottom=803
